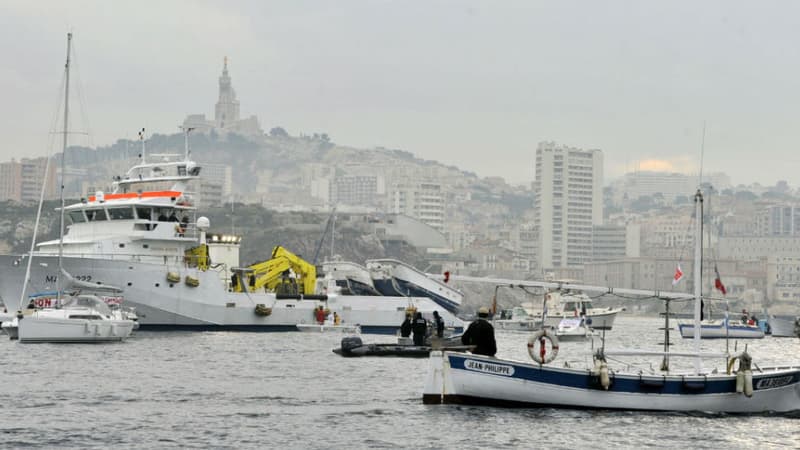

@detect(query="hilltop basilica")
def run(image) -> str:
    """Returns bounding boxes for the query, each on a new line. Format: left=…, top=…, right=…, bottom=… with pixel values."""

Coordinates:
left=183, top=57, right=263, bottom=138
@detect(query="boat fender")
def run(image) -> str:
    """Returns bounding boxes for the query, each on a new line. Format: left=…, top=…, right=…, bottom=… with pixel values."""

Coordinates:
left=166, top=271, right=180, bottom=283
left=736, top=371, right=744, bottom=394
left=744, top=370, right=753, bottom=397
left=527, top=329, right=559, bottom=364
left=599, top=363, right=610, bottom=390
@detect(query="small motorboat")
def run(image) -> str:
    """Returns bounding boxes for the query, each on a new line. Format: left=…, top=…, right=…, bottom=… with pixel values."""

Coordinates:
left=678, top=318, right=765, bottom=339
left=333, top=336, right=472, bottom=357
left=297, top=323, right=361, bottom=333
left=554, top=317, right=595, bottom=341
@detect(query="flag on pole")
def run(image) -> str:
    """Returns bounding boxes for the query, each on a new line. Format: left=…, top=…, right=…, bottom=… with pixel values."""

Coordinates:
left=714, top=265, right=727, bottom=295
left=672, top=264, right=684, bottom=286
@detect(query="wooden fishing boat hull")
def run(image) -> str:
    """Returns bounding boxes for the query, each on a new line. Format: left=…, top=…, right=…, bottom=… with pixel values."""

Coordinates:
left=423, top=351, right=800, bottom=413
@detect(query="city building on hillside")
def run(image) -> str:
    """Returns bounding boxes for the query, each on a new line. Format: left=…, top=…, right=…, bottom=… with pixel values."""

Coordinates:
left=183, top=57, right=263, bottom=138
left=719, top=236, right=800, bottom=261
left=754, top=205, right=800, bottom=236
left=533, top=142, right=603, bottom=271
left=390, top=181, right=445, bottom=232
left=0, top=157, right=57, bottom=202
left=592, top=224, right=640, bottom=263
left=332, top=174, right=385, bottom=207
left=620, top=171, right=694, bottom=204
left=192, top=163, right=232, bottom=207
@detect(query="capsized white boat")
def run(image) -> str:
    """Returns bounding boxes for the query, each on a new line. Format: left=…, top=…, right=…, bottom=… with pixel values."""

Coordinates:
left=422, top=191, right=800, bottom=413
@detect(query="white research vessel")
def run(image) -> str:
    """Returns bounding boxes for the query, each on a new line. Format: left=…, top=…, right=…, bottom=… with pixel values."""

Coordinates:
left=0, top=139, right=462, bottom=334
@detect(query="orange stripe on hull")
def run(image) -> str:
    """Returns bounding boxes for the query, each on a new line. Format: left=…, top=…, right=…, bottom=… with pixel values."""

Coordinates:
left=88, top=191, right=182, bottom=202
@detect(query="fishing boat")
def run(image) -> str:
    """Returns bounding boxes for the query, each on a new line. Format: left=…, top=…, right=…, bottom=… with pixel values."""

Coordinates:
left=321, top=259, right=381, bottom=296
left=523, top=290, right=625, bottom=330
left=422, top=191, right=800, bottom=413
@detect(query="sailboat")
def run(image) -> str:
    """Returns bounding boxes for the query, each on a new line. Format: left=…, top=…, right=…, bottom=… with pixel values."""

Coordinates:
left=3, top=33, right=135, bottom=343
left=422, top=191, right=800, bottom=413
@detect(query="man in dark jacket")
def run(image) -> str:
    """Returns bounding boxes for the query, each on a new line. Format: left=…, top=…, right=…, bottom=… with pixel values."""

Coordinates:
left=412, top=312, right=428, bottom=346
left=461, top=306, right=497, bottom=357
left=400, top=315, right=413, bottom=338
left=433, top=311, right=445, bottom=338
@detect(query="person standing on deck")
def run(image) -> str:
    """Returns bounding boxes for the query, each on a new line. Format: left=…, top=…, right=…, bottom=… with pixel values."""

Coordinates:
left=412, top=312, right=428, bottom=346
left=461, top=306, right=497, bottom=357
left=400, top=314, right=413, bottom=338
left=433, top=311, right=445, bottom=338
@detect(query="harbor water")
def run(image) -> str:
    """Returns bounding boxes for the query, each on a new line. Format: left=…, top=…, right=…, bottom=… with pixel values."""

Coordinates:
left=1, top=316, right=798, bottom=449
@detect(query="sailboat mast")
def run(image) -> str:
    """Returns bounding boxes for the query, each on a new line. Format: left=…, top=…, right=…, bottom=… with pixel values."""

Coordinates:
left=692, top=189, right=703, bottom=373
left=56, top=32, right=72, bottom=302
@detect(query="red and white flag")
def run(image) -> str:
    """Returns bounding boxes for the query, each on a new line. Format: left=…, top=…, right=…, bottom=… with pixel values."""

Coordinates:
left=714, top=265, right=727, bottom=295
left=672, top=264, right=684, bottom=286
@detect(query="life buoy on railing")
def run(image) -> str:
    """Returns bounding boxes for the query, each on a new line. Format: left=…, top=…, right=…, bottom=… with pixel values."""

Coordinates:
left=527, top=329, right=559, bottom=364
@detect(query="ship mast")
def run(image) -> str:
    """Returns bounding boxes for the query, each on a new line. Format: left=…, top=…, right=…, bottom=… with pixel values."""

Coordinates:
left=56, top=32, right=72, bottom=303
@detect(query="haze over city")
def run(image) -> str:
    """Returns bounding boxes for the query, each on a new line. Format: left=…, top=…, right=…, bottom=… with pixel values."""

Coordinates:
left=2, top=0, right=800, bottom=185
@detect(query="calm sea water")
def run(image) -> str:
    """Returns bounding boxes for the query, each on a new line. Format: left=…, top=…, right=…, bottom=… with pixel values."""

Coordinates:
left=1, top=316, right=798, bottom=449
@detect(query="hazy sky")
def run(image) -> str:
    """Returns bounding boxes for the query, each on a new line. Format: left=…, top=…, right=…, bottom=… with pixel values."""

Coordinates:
left=2, top=0, right=800, bottom=186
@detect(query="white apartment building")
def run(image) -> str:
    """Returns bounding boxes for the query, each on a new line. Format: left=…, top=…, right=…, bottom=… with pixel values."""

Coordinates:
left=533, top=142, right=603, bottom=270
left=390, top=181, right=445, bottom=232
left=620, top=171, right=694, bottom=204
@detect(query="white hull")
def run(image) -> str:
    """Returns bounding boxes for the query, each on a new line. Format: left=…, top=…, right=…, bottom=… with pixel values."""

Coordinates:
left=493, top=319, right=539, bottom=332
left=541, top=308, right=622, bottom=330
left=769, top=316, right=799, bottom=338
left=678, top=321, right=765, bottom=339
left=423, top=351, right=800, bottom=413
left=0, top=255, right=463, bottom=334
left=296, top=323, right=360, bottom=333
left=17, top=316, right=134, bottom=343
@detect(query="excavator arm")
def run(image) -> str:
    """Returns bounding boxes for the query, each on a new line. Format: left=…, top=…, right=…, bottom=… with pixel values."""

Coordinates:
left=234, top=246, right=317, bottom=294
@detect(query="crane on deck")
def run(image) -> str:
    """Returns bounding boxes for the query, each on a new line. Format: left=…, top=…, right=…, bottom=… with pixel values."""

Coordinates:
left=233, top=246, right=317, bottom=295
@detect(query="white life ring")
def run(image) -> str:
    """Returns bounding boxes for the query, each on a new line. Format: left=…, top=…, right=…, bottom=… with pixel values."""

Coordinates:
left=527, top=329, right=559, bottom=364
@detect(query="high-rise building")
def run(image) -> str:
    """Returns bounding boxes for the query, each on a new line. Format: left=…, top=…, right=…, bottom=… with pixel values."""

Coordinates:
left=183, top=58, right=263, bottom=138
left=533, top=142, right=603, bottom=271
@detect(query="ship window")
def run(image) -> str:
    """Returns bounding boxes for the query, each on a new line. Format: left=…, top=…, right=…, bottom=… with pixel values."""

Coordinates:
left=108, top=207, right=134, bottom=220
left=68, top=211, right=86, bottom=223
left=86, top=209, right=108, bottom=221
left=136, top=207, right=152, bottom=221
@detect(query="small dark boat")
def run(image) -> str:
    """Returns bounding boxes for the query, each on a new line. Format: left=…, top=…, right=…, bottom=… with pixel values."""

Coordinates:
left=333, top=336, right=472, bottom=357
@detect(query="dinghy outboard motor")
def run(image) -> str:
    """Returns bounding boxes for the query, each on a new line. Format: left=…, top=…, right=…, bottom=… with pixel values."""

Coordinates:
left=341, top=336, right=363, bottom=352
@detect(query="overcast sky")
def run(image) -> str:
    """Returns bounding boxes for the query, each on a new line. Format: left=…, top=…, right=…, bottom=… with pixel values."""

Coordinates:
left=2, top=0, right=800, bottom=186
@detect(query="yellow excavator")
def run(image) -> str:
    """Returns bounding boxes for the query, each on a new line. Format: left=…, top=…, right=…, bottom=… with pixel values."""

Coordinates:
left=233, top=246, right=317, bottom=295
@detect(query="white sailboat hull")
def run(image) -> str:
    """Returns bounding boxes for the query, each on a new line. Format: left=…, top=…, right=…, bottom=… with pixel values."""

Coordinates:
left=17, top=316, right=134, bottom=343
left=678, top=321, right=765, bottom=339
left=423, top=351, right=800, bottom=413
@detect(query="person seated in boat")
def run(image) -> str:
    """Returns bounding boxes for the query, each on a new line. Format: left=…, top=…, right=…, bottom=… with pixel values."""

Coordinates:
left=433, top=310, right=445, bottom=338
left=741, top=309, right=749, bottom=324
left=334, top=312, right=341, bottom=325
left=315, top=306, right=326, bottom=325
left=749, top=314, right=757, bottom=326
left=168, top=211, right=179, bottom=222
left=412, top=312, right=428, bottom=346
left=461, top=306, right=497, bottom=357
left=400, top=314, right=413, bottom=338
